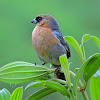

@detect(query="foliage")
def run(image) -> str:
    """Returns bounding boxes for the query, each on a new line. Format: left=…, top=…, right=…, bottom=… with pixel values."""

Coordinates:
left=0, top=34, right=100, bottom=100
left=10, top=87, right=23, bottom=100
left=0, top=88, right=10, bottom=100
left=90, top=75, right=100, bottom=100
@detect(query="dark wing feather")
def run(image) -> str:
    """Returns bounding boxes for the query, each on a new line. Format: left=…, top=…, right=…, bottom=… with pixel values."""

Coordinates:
left=52, top=30, right=71, bottom=59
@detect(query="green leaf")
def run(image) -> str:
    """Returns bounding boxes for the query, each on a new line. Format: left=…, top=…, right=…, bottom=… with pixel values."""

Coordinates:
left=0, top=61, right=32, bottom=70
left=25, top=81, right=70, bottom=97
left=25, top=81, right=45, bottom=90
left=90, top=76, right=100, bottom=100
left=10, top=87, right=23, bottom=100
left=59, top=54, right=71, bottom=90
left=64, top=36, right=84, bottom=63
left=73, top=53, right=99, bottom=96
left=10, top=84, right=16, bottom=88
left=27, top=88, right=56, bottom=100
left=83, top=53, right=100, bottom=81
left=0, top=61, right=49, bottom=84
left=80, top=44, right=86, bottom=61
left=74, top=68, right=79, bottom=72
left=82, top=34, right=91, bottom=45
left=92, top=36, right=100, bottom=50
left=80, top=34, right=91, bottom=61
left=0, top=88, right=11, bottom=100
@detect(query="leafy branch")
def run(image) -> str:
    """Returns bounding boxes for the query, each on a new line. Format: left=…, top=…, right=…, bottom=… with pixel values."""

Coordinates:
left=0, top=34, right=100, bottom=100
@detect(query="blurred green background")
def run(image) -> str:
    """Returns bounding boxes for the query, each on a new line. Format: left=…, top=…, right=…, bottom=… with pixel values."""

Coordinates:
left=0, top=0, right=100, bottom=100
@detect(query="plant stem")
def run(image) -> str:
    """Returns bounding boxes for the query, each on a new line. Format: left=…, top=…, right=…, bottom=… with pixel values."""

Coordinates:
left=70, top=71, right=76, bottom=77
left=51, top=78, right=79, bottom=89
left=52, top=78, right=76, bottom=100
left=69, top=71, right=89, bottom=100
left=84, top=80, right=88, bottom=90
left=70, top=90, right=75, bottom=100
left=48, top=68, right=89, bottom=100
left=81, top=90, right=89, bottom=100
left=79, top=81, right=89, bottom=100
left=51, top=78, right=67, bottom=84
left=47, top=68, right=55, bottom=72
left=52, top=79, right=76, bottom=100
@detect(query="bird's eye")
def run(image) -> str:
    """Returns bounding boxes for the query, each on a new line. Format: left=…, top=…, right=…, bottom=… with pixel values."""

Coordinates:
left=36, top=17, right=42, bottom=22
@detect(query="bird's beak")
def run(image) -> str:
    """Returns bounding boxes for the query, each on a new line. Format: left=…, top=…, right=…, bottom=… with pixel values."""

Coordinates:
left=31, top=19, right=37, bottom=24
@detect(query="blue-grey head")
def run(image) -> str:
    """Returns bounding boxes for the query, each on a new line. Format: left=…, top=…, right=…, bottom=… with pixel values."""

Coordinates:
left=31, top=14, right=59, bottom=30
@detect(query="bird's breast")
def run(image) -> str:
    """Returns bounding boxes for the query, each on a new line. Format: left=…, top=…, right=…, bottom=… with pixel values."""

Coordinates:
left=32, top=26, right=60, bottom=57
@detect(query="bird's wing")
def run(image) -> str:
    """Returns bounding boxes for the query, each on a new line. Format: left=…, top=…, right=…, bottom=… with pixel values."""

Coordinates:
left=52, top=30, right=71, bottom=58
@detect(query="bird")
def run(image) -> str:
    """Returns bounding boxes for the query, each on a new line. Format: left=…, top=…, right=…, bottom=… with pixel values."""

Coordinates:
left=31, top=14, right=71, bottom=80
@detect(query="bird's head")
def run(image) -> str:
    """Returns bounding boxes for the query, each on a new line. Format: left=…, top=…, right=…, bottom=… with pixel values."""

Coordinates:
left=31, top=14, right=59, bottom=30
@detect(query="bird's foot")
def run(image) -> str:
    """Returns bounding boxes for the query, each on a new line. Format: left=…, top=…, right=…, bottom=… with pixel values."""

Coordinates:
left=55, top=66, right=61, bottom=75
left=55, top=66, right=65, bottom=80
